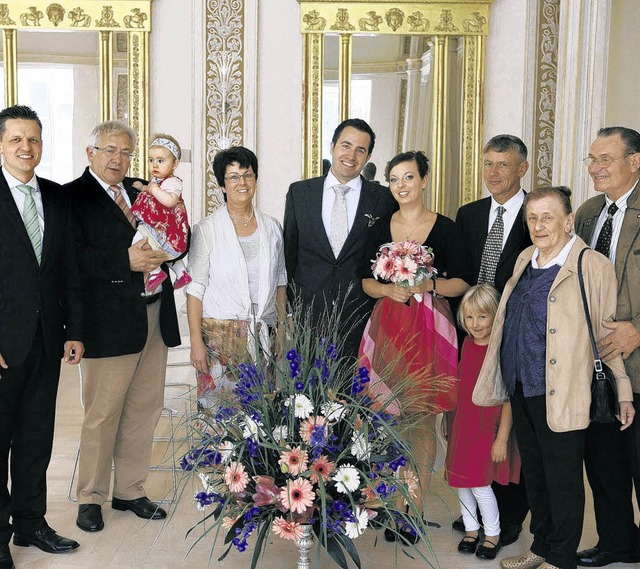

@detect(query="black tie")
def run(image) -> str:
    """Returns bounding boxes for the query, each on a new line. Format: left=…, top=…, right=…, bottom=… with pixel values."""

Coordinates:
left=478, top=206, right=505, bottom=285
left=594, top=202, right=619, bottom=259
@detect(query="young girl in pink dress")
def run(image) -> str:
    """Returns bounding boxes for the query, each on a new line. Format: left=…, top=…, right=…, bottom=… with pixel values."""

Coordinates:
left=445, top=284, right=520, bottom=561
left=131, top=134, right=190, bottom=292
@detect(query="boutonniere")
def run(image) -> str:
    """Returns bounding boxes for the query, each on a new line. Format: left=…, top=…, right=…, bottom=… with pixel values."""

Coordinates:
left=364, top=213, right=379, bottom=227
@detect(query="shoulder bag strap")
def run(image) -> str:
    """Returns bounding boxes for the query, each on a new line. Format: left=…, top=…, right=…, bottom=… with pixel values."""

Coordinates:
left=577, top=247, right=605, bottom=374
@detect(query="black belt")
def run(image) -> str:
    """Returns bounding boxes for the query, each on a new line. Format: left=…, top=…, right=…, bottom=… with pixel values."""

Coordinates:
left=144, top=292, right=162, bottom=305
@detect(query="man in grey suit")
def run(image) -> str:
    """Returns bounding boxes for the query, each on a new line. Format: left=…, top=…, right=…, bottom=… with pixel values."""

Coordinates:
left=283, top=119, right=395, bottom=357
left=575, top=126, right=640, bottom=568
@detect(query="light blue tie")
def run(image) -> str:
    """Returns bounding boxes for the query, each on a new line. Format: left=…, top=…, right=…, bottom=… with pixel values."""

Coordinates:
left=17, top=184, right=42, bottom=264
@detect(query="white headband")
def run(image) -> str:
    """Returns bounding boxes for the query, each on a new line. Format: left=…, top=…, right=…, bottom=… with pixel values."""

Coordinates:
left=151, top=137, right=179, bottom=160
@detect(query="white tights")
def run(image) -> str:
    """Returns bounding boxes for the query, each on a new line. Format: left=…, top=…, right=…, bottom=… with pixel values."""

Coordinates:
left=458, top=485, right=500, bottom=536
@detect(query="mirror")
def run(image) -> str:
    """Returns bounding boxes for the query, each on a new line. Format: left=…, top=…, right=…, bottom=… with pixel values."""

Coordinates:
left=300, top=0, right=494, bottom=216
left=0, top=1, right=152, bottom=178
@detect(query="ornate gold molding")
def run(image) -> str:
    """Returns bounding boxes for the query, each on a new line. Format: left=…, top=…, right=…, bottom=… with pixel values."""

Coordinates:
left=532, top=0, right=559, bottom=188
left=0, top=0, right=152, bottom=178
left=299, top=2, right=491, bottom=36
left=460, top=34, right=484, bottom=205
left=299, top=0, right=492, bottom=210
left=204, top=0, right=244, bottom=215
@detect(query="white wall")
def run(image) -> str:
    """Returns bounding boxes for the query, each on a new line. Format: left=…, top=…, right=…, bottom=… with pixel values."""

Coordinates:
left=606, top=0, right=640, bottom=132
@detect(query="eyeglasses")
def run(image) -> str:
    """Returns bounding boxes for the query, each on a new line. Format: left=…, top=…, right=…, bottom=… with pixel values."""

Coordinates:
left=93, top=146, right=134, bottom=159
left=582, top=154, right=630, bottom=168
left=224, top=172, right=256, bottom=183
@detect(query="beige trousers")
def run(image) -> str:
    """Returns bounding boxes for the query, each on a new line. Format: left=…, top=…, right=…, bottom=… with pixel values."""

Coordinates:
left=76, top=301, right=168, bottom=504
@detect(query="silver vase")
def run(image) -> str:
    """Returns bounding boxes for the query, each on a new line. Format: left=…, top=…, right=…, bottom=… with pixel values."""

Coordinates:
left=295, top=524, right=313, bottom=569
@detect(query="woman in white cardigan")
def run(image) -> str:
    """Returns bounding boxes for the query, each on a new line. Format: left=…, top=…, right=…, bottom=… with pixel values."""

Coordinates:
left=185, top=147, right=287, bottom=408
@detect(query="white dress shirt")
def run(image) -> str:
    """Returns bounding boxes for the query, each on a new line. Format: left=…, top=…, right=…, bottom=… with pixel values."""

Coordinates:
left=487, top=189, right=525, bottom=249
left=321, top=171, right=363, bottom=238
left=589, top=181, right=638, bottom=263
left=4, top=169, right=44, bottom=234
left=89, top=168, right=134, bottom=207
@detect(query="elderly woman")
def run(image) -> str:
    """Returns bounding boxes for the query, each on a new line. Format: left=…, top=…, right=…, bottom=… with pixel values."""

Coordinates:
left=473, top=186, right=634, bottom=569
left=185, top=147, right=287, bottom=408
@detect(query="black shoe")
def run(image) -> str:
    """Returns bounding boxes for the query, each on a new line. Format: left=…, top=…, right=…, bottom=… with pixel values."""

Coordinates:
left=458, top=535, right=479, bottom=553
left=76, top=504, right=104, bottom=532
left=0, top=544, right=14, bottom=569
left=452, top=515, right=465, bottom=533
left=500, top=523, right=522, bottom=546
left=577, top=546, right=640, bottom=567
left=476, top=538, right=502, bottom=560
left=112, top=496, right=166, bottom=520
left=13, top=526, right=79, bottom=554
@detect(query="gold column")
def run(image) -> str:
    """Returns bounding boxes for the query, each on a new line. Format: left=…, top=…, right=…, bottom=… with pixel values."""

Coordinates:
left=128, top=31, right=150, bottom=179
left=430, top=36, right=449, bottom=213
left=303, top=33, right=323, bottom=179
left=3, top=29, right=17, bottom=107
left=99, top=31, right=113, bottom=123
left=338, top=33, right=352, bottom=122
left=460, top=35, right=485, bottom=205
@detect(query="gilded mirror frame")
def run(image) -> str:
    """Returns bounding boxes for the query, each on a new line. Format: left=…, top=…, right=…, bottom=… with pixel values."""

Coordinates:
left=298, top=0, right=493, bottom=210
left=0, top=0, right=152, bottom=176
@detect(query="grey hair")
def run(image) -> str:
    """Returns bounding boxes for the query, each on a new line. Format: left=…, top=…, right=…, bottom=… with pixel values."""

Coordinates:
left=87, top=121, right=136, bottom=149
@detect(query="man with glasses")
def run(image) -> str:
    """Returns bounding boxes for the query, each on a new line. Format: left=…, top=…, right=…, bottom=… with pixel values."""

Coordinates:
left=65, top=121, right=182, bottom=534
left=575, top=126, right=640, bottom=568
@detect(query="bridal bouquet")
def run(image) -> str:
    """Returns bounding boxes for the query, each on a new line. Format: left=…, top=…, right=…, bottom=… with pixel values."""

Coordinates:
left=181, top=310, right=432, bottom=569
left=371, top=240, right=437, bottom=302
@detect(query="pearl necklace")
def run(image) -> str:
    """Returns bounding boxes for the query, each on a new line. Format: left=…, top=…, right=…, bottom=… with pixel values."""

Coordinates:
left=228, top=209, right=255, bottom=227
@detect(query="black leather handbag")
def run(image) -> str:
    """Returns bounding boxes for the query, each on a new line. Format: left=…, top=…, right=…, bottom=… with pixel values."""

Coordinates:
left=578, top=248, right=619, bottom=423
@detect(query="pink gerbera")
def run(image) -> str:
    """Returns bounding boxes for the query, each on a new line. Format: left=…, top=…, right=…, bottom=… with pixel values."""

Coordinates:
left=224, top=461, right=249, bottom=493
left=374, top=256, right=395, bottom=280
left=278, top=446, right=309, bottom=476
left=272, top=517, right=305, bottom=541
left=299, top=415, right=326, bottom=444
left=309, top=455, right=336, bottom=484
left=395, top=257, right=418, bottom=280
left=280, top=478, right=315, bottom=514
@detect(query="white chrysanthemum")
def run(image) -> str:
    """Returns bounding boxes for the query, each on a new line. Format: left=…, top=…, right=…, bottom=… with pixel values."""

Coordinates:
left=218, top=440, right=235, bottom=462
left=321, top=401, right=346, bottom=422
left=332, top=464, right=361, bottom=494
left=350, top=431, right=371, bottom=460
left=286, top=394, right=313, bottom=419
left=242, top=415, right=266, bottom=440
left=344, top=507, right=369, bottom=539
left=272, top=425, right=289, bottom=442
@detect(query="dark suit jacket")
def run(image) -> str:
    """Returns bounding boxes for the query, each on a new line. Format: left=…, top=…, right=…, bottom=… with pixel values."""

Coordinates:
left=455, top=195, right=532, bottom=293
left=65, top=167, right=180, bottom=358
left=283, top=175, right=395, bottom=351
left=575, top=184, right=640, bottom=393
left=0, top=168, right=82, bottom=366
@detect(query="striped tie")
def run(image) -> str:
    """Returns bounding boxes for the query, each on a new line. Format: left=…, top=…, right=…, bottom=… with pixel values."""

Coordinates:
left=111, top=185, right=137, bottom=228
left=17, top=184, right=42, bottom=264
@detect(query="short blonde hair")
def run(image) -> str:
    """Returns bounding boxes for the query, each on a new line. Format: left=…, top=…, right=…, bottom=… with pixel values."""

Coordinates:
left=457, top=283, right=500, bottom=333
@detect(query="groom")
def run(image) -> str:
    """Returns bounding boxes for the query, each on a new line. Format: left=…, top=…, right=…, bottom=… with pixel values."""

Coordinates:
left=283, top=118, right=395, bottom=357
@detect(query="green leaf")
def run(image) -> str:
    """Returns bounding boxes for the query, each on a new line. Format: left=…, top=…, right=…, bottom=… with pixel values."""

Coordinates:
left=325, top=535, right=348, bottom=569
left=217, top=542, right=233, bottom=562
left=250, top=521, right=270, bottom=569
left=335, top=532, right=362, bottom=569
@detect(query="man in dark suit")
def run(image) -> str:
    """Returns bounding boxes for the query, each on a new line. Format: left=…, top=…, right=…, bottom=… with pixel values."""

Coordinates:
left=0, top=105, right=83, bottom=569
left=575, top=126, right=640, bottom=568
left=454, top=134, right=532, bottom=546
left=66, top=121, right=181, bottom=534
left=283, top=119, right=396, bottom=357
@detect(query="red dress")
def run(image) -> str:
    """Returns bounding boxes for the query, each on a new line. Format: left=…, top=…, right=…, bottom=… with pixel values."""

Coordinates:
left=130, top=176, right=189, bottom=255
left=445, top=337, right=521, bottom=488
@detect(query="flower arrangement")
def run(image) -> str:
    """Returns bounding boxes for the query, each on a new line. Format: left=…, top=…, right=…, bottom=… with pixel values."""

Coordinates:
left=180, top=308, right=434, bottom=569
left=371, top=240, right=437, bottom=301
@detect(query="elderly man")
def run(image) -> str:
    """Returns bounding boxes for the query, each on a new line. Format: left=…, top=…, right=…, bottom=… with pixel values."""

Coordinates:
left=575, top=126, right=640, bottom=568
left=0, top=105, right=83, bottom=569
left=283, top=118, right=395, bottom=357
left=66, top=121, right=181, bottom=534
left=454, top=134, right=532, bottom=546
